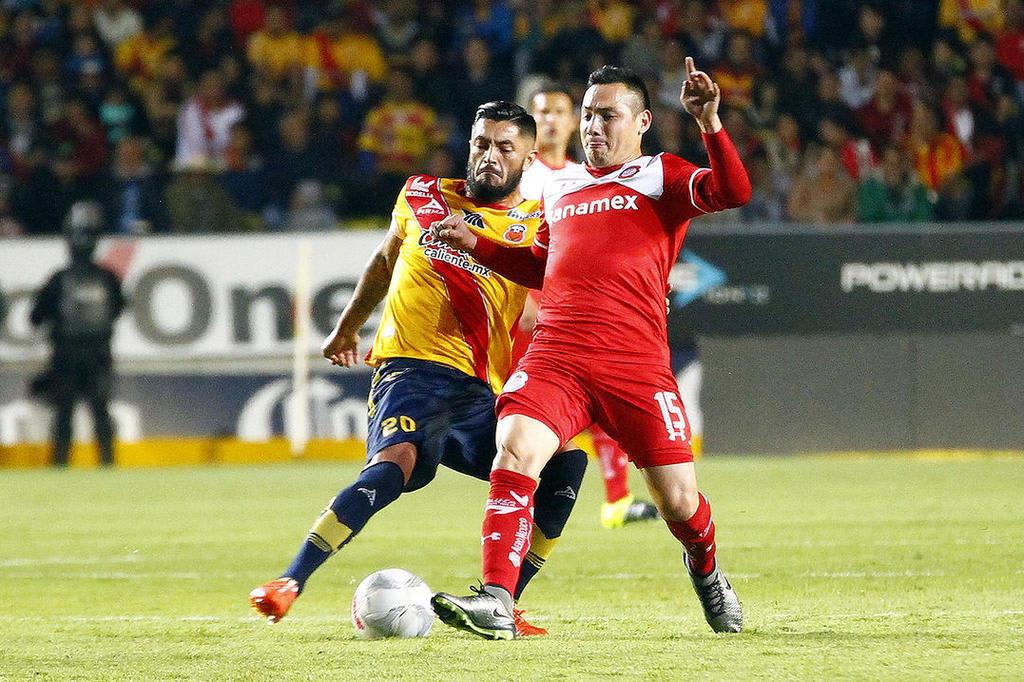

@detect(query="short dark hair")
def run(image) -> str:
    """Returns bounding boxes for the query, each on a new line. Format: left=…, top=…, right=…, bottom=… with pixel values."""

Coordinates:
left=474, top=100, right=537, bottom=139
left=527, top=81, right=574, bottom=110
left=587, top=65, right=651, bottom=112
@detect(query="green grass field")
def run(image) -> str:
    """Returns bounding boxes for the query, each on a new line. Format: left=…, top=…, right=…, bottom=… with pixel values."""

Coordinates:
left=2, top=455, right=1022, bottom=680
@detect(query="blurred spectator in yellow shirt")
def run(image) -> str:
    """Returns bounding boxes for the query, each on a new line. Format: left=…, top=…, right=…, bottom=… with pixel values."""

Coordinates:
left=939, top=0, right=1002, bottom=45
left=717, top=0, right=767, bottom=39
left=114, top=15, right=176, bottom=93
left=248, top=5, right=305, bottom=82
left=305, top=8, right=387, bottom=99
left=587, top=0, right=635, bottom=45
left=354, top=68, right=445, bottom=214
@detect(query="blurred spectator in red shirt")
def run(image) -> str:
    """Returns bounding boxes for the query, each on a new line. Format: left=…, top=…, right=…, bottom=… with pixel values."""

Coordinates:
left=995, top=0, right=1024, bottom=87
left=49, top=99, right=109, bottom=184
left=856, top=70, right=914, bottom=153
left=229, top=0, right=266, bottom=46
left=818, top=115, right=877, bottom=182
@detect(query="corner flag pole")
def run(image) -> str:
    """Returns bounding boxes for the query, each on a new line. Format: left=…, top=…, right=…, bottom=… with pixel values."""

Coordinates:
left=289, top=239, right=312, bottom=457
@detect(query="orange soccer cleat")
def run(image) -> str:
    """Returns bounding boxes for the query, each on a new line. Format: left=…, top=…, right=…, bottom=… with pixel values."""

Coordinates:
left=249, top=578, right=299, bottom=623
left=513, top=608, right=548, bottom=637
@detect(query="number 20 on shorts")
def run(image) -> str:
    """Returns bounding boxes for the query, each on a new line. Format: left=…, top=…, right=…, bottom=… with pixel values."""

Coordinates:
left=382, top=416, right=417, bottom=437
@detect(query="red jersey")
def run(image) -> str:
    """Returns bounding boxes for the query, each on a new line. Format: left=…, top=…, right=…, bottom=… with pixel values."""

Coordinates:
left=473, top=129, right=751, bottom=366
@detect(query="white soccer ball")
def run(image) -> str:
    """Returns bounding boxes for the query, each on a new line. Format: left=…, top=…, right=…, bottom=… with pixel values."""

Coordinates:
left=350, top=568, right=435, bottom=639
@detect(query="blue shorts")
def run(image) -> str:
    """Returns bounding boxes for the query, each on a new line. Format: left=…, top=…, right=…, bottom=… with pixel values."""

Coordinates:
left=365, top=358, right=497, bottom=491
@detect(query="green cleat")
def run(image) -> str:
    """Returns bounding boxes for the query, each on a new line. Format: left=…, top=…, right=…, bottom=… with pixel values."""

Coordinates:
left=601, top=494, right=660, bottom=529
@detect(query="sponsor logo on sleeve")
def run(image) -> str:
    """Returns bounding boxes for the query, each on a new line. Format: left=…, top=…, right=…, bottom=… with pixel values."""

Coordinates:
left=410, top=176, right=436, bottom=192
left=415, top=197, right=446, bottom=216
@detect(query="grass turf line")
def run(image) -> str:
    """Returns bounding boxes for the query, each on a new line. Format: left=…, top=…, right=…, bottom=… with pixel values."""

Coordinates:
left=1, top=456, right=1022, bottom=680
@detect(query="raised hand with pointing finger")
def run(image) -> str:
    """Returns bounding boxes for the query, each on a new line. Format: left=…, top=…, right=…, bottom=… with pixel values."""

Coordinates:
left=680, top=56, right=722, bottom=133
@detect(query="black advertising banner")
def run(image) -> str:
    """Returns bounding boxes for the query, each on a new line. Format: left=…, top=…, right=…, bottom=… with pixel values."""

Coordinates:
left=668, top=225, right=1024, bottom=336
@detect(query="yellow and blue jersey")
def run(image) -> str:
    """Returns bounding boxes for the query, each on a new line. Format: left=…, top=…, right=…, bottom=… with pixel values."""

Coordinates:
left=368, top=175, right=542, bottom=394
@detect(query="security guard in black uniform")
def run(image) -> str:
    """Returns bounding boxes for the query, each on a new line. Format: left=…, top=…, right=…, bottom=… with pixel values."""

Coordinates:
left=30, top=201, right=127, bottom=467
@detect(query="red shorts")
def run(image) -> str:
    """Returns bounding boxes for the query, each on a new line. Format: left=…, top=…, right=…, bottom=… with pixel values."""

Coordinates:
left=496, top=349, right=694, bottom=468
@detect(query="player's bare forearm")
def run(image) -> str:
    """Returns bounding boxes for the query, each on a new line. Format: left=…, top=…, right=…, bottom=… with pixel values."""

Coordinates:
left=334, top=231, right=399, bottom=336
left=471, top=237, right=546, bottom=290
left=323, top=228, right=400, bottom=367
left=695, top=113, right=722, bottom=134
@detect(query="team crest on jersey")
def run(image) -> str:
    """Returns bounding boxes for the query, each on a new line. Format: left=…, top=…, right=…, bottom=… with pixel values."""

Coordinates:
left=507, top=207, right=543, bottom=220
left=416, top=197, right=446, bottom=216
left=463, top=211, right=486, bottom=229
left=503, top=223, right=527, bottom=243
left=619, top=166, right=640, bottom=179
left=503, top=370, right=528, bottom=393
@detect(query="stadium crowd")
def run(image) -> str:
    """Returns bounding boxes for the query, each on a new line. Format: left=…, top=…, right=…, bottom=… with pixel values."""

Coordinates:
left=0, top=0, right=1021, bottom=235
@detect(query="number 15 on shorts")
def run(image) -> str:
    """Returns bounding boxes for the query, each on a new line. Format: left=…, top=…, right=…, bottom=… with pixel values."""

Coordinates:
left=654, top=392, right=688, bottom=442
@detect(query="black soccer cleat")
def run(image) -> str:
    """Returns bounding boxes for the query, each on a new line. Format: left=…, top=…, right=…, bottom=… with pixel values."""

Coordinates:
left=431, top=586, right=515, bottom=640
left=685, top=555, right=743, bottom=633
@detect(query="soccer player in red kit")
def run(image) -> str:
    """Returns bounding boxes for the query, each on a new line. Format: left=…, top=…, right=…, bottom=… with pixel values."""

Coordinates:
left=520, top=82, right=659, bottom=530
left=431, top=60, right=751, bottom=639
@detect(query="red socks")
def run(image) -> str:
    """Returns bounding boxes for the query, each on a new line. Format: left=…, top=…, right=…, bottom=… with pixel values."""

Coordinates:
left=481, top=468, right=537, bottom=594
left=592, top=426, right=630, bottom=503
left=665, top=492, right=717, bottom=576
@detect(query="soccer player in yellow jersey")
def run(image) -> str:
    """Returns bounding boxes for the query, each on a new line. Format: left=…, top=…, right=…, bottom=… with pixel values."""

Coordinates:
left=250, top=102, right=587, bottom=637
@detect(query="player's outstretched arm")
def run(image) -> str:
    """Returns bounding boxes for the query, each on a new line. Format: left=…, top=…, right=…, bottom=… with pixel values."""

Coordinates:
left=323, top=224, right=402, bottom=367
left=680, top=56, right=752, bottom=210
left=433, top=214, right=547, bottom=289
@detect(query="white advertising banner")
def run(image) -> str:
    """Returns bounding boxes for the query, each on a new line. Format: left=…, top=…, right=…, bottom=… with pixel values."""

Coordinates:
left=0, top=231, right=387, bottom=362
